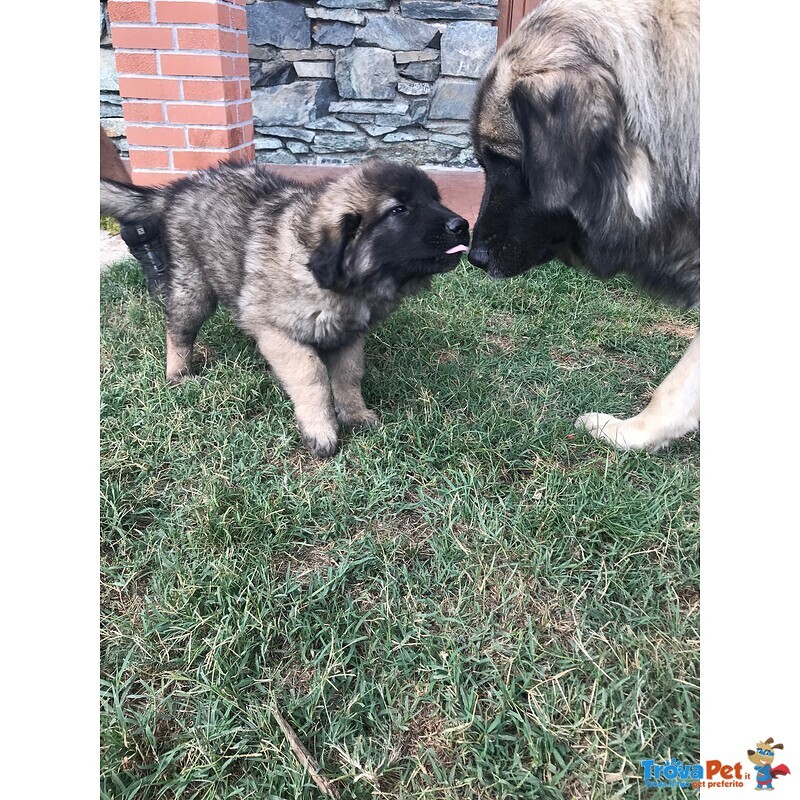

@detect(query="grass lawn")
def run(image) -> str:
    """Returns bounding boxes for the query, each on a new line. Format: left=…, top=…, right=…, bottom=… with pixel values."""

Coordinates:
left=100, top=255, right=699, bottom=800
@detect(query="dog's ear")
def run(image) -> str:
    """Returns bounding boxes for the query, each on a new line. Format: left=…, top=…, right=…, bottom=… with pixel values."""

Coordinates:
left=510, top=74, right=617, bottom=210
left=307, top=212, right=362, bottom=290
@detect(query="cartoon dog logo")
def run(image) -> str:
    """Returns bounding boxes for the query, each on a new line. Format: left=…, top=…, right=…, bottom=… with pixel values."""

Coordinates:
left=747, top=738, right=791, bottom=790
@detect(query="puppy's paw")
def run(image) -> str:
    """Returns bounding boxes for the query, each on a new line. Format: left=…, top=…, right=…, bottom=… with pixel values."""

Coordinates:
left=575, top=412, right=659, bottom=451
left=166, top=371, right=191, bottom=387
left=299, top=424, right=339, bottom=459
left=339, top=408, right=381, bottom=431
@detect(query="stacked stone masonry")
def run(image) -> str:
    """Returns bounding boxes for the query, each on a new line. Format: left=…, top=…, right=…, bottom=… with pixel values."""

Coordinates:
left=101, top=0, right=498, bottom=168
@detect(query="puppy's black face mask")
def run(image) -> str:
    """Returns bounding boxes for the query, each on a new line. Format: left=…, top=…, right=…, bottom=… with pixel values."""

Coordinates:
left=308, top=162, right=470, bottom=295
left=366, top=186, right=470, bottom=287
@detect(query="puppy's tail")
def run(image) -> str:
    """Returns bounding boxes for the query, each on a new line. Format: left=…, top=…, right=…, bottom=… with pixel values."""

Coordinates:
left=100, top=179, right=166, bottom=224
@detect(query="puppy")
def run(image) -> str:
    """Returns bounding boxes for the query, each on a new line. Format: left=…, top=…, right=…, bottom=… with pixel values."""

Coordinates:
left=101, top=159, right=470, bottom=456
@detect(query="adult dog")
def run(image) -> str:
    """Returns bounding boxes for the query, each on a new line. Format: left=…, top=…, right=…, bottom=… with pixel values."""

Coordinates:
left=101, top=160, right=469, bottom=457
left=469, top=0, right=699, bottom=451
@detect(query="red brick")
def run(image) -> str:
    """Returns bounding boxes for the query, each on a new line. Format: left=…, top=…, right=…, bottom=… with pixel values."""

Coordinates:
left=118, top=77, right=182, bottom=100
left=182, top=79, right=241, bottom=102
left=133, top=171, right=187, bottom=187
left=126, top=125, right=187, bottom=147
left=229, top=5, right=247, bottom=30
left=231, top=125, right=246, bottom=147
left=228, top=143, right=255, bottom=163
left=172, top=149, right=231, bottom=171
left=122, top=101, right=165, bottom=123
left=231, top=55, right=249, bottom=77
left=239, top=79, right=251, bottom=99
left=235, top=33, right=249, bottom=54
left=241, top=122, right=254, bottom=142
left=186, top=126, right=239, bottom=148
left=177, top=28, right=237, bottom=52
left=227, top=0, right=248, bottom=5
left=176, top=28, right=217, bottom=51
left=129, top=148, right=171, bottom=170
left=114, top=51, right=159, bottom=75
left=236, top=100, right=253, bottom=124
left=111, top=25, right=175, bottom=50
left=166, top=102, right=236, bottom=125
left=155, top=2, right=228, bottom=25
left=108, top=1, right=151, bottom=24
left=161, top=53, right=227, bottom=77
left=220, top=30, right=237, bottom=52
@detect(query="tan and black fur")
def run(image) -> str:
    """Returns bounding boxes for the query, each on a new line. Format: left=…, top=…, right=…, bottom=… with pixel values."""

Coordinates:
left=469, top=0, right=700, bottom=451
left=101, top=160, right=469, bottom=457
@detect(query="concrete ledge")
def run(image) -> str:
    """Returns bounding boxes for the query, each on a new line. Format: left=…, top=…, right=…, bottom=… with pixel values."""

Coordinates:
left=123, top=160, right=486, bottom=224
left=261, top=163, right=485, bottom=224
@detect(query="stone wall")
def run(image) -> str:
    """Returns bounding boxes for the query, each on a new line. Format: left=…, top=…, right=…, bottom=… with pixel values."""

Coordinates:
left=100, top=3, right=127, bottom=154
left=100, top=0, right=497, bottom=168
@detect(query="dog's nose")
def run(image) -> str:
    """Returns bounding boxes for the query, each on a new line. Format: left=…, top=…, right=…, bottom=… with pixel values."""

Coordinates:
left=446, top=216, right=469, bottom=236
left=467, top=246, right=490, bottom=270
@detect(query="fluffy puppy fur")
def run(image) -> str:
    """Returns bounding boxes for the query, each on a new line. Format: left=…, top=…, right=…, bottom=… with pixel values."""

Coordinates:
left=101, top=159, right=470, bottom=457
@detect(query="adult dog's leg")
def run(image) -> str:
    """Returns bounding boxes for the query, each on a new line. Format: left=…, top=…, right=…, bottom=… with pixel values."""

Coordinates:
left=576, top=332, right=700, bottom=451
left=322, top=335, right=380, bottom=431
left=256, top=327, right=339, bottom=457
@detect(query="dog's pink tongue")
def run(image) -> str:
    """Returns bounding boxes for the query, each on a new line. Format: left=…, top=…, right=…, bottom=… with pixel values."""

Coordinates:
left=446, top=244, right=469, bottom=254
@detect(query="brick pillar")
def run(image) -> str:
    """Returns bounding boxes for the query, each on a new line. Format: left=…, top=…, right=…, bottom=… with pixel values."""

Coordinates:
left=108, top=0, right=255, bottom=186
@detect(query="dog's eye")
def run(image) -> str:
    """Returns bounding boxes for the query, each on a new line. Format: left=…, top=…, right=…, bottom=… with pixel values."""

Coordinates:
left=389, top=205, right=407, bottom=215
